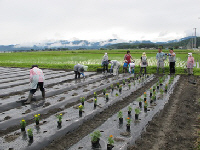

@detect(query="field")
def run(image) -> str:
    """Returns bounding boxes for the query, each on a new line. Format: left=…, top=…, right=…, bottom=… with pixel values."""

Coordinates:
left=0, top=67, right=200, bottom=150
left=0, top=49, right=200, bottom=74
left=0, top=50, right=200, bottom=150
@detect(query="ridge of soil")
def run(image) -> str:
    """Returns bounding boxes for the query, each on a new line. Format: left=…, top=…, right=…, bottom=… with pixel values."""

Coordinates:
left=42, top=76, right=159, bottom=150
left=128, top=75, right=200, bottom=150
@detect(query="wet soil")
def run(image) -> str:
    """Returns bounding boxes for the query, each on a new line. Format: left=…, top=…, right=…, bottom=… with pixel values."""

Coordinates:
left=42, top=75, right=159, bottom=150
left=128, top=75, right=200, bottom=150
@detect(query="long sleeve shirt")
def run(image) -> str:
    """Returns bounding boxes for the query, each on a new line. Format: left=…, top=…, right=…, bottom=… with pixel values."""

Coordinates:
left=187, top=57, right=194, bottom=68
left=156, top=52, right=167, bottom=62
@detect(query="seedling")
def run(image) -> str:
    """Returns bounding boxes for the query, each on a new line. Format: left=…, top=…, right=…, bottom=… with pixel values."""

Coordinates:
left=119, top=85, right=122, bottom=92
left=123, top=79, right=125, bottom=85
left=57, top=114, right=62, bottom=123
left=79, top=105, right=83, bottom=111
left=135, top=107, right=140, bottom=120
left=80, top=97, right=85, bottom=105
left=117, top=82, right=120, bottom=88
left=27, top=128, right=33, bottom=141
left=103, top=89, right=106, bottom=95
left=110, top=84, right=114, bottom=91
left=118, top=110, right=123, bottom=118
left=128, top=105, right=132, bottom=115
left=137, top=97, right=143, bottom=108
left=118, top=110, right=123, bottom=123
left=94, top=92, right=97, bottom=98
left=126, top=117, right=131, bottom=125
left=20, top=119, right=26, bottom=131
left=34, top=114, right=40, bottom=125
left=107, top=135, right=114, bottom=146
left=116, top=93, right=119, bottom=96
left=135, top=107, right=140, bottom=115
left=105, top=94, right=109, bottom=100
left=90, top=130, right=101, bottom=143
left=94, top=99, right=97, bottom=107
left=165, top=84, right=168, bottom=91
left=128, top=83, right=131, bottom=89
left=160, top=89, right=164, bottom=95
left=128, top=78, right=131, bottom=83
left=144, top=92, right=147, bottom=98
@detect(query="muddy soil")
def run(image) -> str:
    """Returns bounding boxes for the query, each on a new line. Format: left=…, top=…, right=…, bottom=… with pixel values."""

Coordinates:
left=128, top=75, right=200, bottom=150
left=42, top=75, right=159, bottom=150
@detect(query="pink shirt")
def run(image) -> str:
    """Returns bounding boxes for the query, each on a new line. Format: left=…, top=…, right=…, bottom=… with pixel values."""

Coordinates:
left=187, top=57, right=194, bottom=68
left=30, top=67, right=44, bottom=82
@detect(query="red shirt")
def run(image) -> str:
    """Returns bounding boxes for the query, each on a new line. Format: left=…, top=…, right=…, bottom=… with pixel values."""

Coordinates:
left=124, top=54, right=132, bottom=64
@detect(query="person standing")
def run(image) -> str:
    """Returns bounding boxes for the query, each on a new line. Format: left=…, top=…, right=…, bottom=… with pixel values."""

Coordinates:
left=101, top=53, right=109, bottom=73
left=74, top=64, right=85, bottom=79
left=187, top=53, right=195, bottom=75
left=25, top=65, right=45, bottom=104
left=140, top=52, right=148, bottom=74
left=124, top=50, right=133, bottom=65
left=156, top=48, right=167, bottom=74
left=167, top=48, right=176, bottom=74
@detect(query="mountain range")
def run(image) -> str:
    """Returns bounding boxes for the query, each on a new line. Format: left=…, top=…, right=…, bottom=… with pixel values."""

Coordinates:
left=0, top=36, right=197, bottom=51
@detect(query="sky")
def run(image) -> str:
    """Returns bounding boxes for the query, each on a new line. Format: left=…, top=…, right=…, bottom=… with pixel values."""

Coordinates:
left=0, top=0, right=200, bottom=45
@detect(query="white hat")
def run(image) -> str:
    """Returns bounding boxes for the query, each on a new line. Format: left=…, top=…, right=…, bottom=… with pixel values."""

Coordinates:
left=105, top=53, right=107, bottom=55
left=188, top=53, right=192, bottom=56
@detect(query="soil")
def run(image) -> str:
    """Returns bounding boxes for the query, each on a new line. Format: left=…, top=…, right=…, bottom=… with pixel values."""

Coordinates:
left=128, top=75, right=200, bottom=150
left=4, top=132, right=20, bottom=142
left=42, top=75, right=159, bottom=150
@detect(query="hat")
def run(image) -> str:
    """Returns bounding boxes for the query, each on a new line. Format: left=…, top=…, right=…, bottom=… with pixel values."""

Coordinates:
left=105, top=53, right=107, bottom=55
left=188, top=53, right=192, bottom=56
left=169, top=48, right=173, bottom=50
left=142, top=52, right=146, bottom=56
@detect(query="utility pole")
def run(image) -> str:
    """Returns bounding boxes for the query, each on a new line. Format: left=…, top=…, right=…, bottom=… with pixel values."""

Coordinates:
left=194, top=28, right=197, bottom=49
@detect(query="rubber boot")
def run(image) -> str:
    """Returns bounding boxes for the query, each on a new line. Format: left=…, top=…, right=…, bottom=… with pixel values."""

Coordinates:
left=42, top=90, right=45, bottom=99
left=25, top=93, right=33, bottom=104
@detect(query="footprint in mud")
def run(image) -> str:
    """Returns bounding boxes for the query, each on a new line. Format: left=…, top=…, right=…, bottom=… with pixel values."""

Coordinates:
left=83, top=89, right=90, bottom=92
left=120, top=131, right=130, bottom=137
left=22, top=109, right=31, bottom=114
left=4, top=116, right=11, bottom=120
left=114, top=137, right=125, bottom=142
left=43, top=102, right=51, bottom=108
left=100, top=83, right=104, bottom=86
left=72, top=93, right=78, bottom=96
left=63, top=91, right=68, bottom=94
left=4, top=132, right=20, bottom=142
left=57, top=97, right=65, bottom=102
left=86, top=99, right=93, bottom=103
left=92, top=86, right=97, bottom=88
left=73, top=104, right=79, bottom=109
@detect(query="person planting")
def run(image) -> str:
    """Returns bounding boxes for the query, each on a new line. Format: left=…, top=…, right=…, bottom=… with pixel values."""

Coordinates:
left=109, top=60, right=120, bottom=76
left=167, top=48, right=176, bottom=74
left=74, top=64, right=87, bottom=79
left=25, top=65, right=45, bottom=104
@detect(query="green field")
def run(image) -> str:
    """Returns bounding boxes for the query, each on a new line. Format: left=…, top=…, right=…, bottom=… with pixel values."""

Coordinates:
left=0, top=49, right=200, bottom=75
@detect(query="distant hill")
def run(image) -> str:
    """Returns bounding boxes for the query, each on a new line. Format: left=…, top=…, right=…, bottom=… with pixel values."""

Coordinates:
left=0, top=36, right=199, bottom=52
left=107, top=37, right=200, bottom=49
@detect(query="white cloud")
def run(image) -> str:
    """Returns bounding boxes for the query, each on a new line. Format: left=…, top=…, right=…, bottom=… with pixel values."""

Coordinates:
left=0, top=0, right=200, bottom=45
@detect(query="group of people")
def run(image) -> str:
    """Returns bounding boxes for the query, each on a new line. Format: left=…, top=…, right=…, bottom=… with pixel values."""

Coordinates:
left=25, top=49, right=195, bottom=103
left=101, top=48, right=195, bottom=76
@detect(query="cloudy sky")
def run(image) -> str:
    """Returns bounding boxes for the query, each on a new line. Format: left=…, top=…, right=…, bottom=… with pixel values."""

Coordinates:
left=0, top=0, right=200, bottom=45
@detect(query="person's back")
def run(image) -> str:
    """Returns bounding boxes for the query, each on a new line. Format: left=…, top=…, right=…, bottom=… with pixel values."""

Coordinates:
left=129, top=62, right=135, bottom=74
left=30, top=67, right=44, bottom=83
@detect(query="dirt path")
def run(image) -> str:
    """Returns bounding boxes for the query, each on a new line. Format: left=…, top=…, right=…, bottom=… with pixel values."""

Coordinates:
left=129, top=75, right=200, bottom=150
